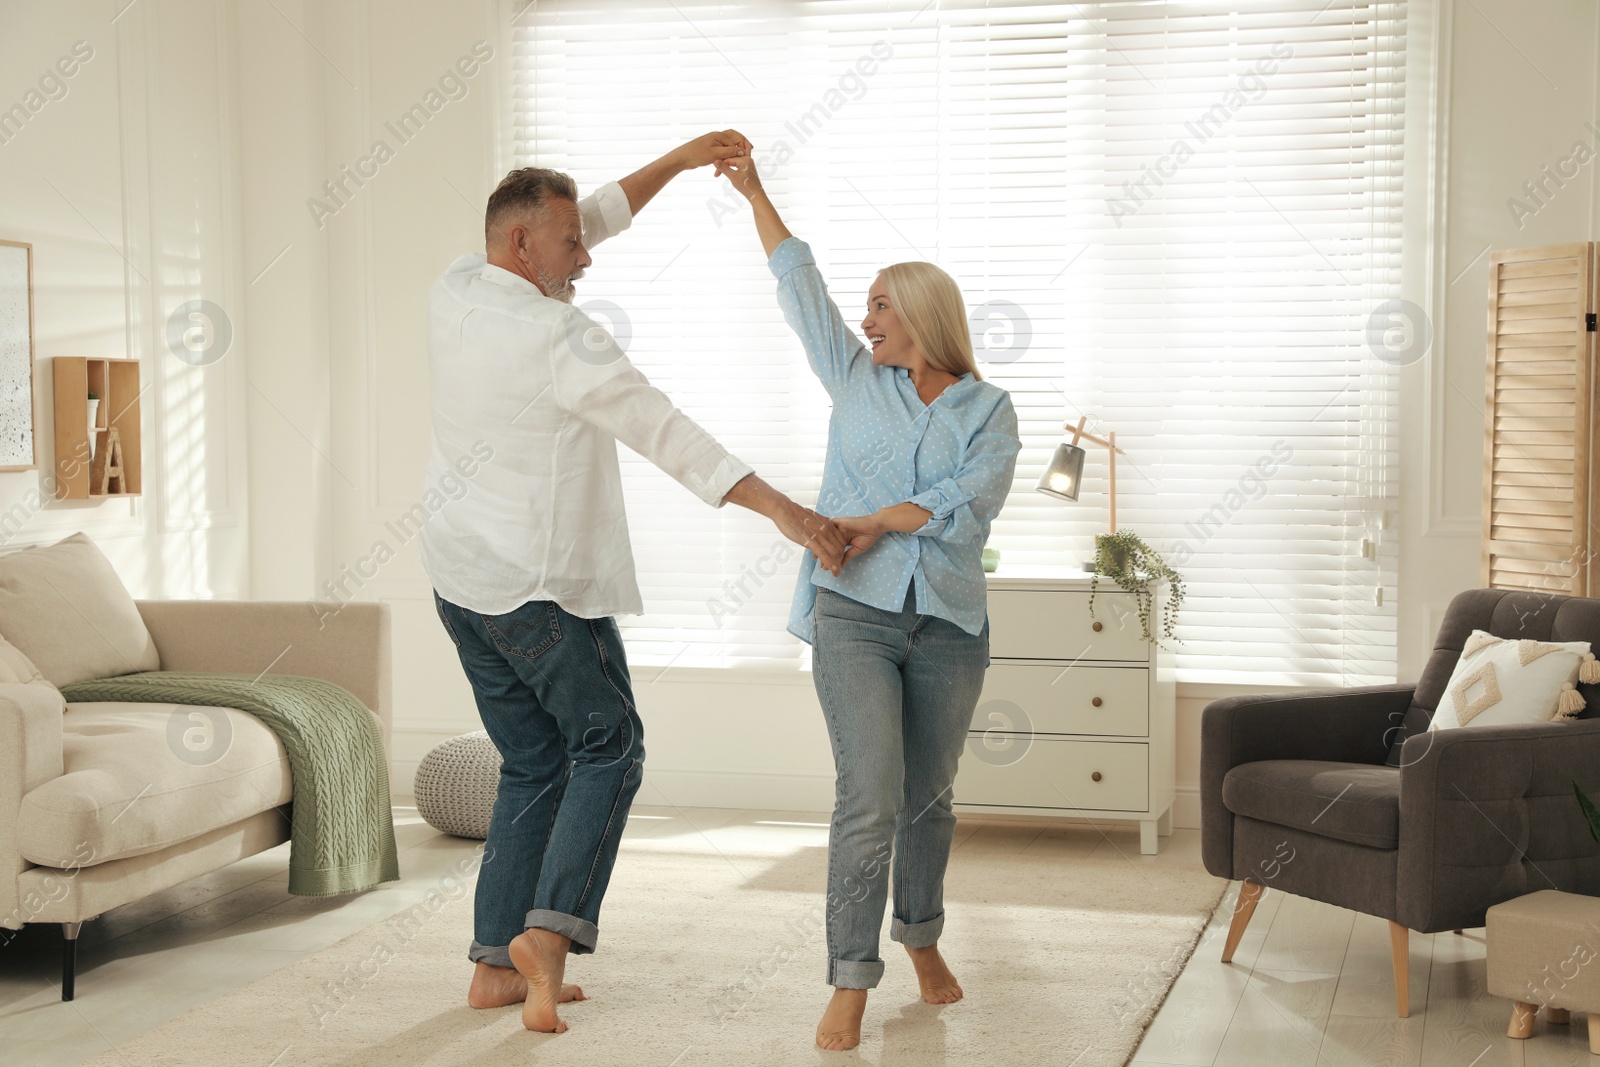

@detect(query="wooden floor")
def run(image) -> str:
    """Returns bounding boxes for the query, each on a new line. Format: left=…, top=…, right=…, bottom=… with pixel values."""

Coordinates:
left=1133, top=876, right=1599, bottom=1066
left=0, top=806, right=481, bottom=1067
left=0, top=812, right=1587, bottom=1067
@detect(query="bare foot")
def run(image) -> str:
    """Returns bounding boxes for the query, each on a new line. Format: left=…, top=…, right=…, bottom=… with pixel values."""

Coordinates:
left=905, top=944, right=963, bottom=1004
left=508, top=928, right=574, bottom=1032
left=816, top=987, right=868, bottom=1051
left=466, top=962, right=585, bottom=1009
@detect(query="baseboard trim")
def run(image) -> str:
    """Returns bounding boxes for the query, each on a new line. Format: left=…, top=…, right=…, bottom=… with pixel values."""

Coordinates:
left=395, top=758, right=1206, bottom=832
left=394, top=762, right=837, bottom=810
left=1173, top=786, right=1200, bottom=831
left=637, top=769, right=837, bottom=813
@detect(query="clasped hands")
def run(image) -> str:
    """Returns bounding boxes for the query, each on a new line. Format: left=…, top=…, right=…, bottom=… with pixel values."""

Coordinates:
left=671, top=129, right=754, bottom=172
left=779, top=507, right=884, bottom=577
left=670, top=129, right=766, bottom=199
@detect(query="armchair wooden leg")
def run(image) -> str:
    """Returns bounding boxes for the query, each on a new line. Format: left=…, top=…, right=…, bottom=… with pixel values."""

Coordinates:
left=1589, top=1011, right=1600, bottom=1054
left=1221, top=881, right=1264, bottom=964
left=1389, top=922, right=1409, bottom=1018
left=1508, top=1001, right=1537, bottom=1038
left=1547, top=1007, right=1571, bottom=1024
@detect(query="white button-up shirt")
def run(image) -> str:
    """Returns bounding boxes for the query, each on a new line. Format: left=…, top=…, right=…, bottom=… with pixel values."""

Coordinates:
left=420, top=181, right=754, bottom=619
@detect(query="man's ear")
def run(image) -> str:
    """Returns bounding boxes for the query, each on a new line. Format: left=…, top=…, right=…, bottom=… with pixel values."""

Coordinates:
left=499, top=221, right=527, bottom=258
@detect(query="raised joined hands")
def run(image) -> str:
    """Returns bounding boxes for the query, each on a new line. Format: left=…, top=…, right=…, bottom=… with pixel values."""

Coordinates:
left=713, top=154, right=765, bottom=202
left=674, top=130, right=754, bottom=172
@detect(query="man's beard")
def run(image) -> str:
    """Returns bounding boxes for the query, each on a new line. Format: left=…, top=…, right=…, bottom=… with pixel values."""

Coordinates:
left=537, top=265, right=583, bottom=304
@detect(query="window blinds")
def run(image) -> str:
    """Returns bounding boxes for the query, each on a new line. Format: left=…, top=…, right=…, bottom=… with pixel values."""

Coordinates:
left=512, top=0, right=1406, bottom=685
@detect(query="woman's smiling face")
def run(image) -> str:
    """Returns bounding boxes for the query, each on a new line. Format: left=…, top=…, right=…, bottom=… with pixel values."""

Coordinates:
left=861, top=275, right=916, bottom=368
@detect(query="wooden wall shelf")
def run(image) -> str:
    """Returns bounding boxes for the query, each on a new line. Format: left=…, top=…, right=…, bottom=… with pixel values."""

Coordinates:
left=52, top=357, right=142, bottom=500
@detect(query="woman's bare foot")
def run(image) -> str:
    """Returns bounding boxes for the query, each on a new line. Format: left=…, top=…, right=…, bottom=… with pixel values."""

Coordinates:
left=508, top=928, right=574, bottom=1032
left=905, top=944, right=963, bottom=1004
left=816, top=987, right=868, bottom=1050
left=466, top=961, right=585, bottom=1009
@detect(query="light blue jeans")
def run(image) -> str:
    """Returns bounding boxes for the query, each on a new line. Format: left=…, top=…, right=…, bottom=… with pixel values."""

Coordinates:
left=811, top=586, right=989, bottom=989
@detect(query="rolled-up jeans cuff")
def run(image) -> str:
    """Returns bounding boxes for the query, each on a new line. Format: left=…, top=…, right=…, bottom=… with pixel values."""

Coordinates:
left=828, top=958, right=885, bottom=989
left=525, top=909, right=600, bottom=955
left=468, top=940, right=513, bottom=969
left=890, top=912, right=944, bottom=948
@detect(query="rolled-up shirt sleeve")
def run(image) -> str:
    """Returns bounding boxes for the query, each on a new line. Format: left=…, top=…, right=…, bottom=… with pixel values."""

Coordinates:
left=549, top=305, right=753, bottom=507
left=906, top=396, right=1021, bottom=543
left=578, top=181, right=633, bottom=250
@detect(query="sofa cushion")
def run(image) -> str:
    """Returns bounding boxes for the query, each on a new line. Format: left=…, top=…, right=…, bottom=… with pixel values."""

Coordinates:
left=0, top=629, right=45, bottom=685
left=1430, top=629, right=1590, bottom=731
left=17, top=701, right=292, bottom=868
left=1222, top=759, right=1400, bottom=850
left=0, top=533, right=159, bottom=687
left=0, top=630, right=65, bottom=712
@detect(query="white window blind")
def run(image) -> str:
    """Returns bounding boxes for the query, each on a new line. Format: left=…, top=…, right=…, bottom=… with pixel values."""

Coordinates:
left=512, top=0, right=1406, bottom=685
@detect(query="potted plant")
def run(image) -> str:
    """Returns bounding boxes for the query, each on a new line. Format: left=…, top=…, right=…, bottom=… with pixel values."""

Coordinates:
left=1088, top=530, right=1184, bottom=646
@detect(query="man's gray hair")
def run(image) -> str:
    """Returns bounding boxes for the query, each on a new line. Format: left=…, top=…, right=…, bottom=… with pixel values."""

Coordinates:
left=485, top=167, right=578, bottom=243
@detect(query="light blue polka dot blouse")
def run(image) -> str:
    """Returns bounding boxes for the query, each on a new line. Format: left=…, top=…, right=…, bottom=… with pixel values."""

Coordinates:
left=769, top=237, right=1023, bottom=645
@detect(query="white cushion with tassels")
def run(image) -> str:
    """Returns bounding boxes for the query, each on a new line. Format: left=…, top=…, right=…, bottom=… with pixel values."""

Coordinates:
left=1429, top=629, right=1600, bottom=733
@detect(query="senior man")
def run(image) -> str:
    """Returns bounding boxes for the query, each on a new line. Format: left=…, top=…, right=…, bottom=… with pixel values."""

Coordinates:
left=421, top=131, right=846, bottom=1033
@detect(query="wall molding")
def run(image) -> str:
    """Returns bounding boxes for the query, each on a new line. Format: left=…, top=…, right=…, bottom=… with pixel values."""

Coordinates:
left=1421, top=0, right=1477, bottom=539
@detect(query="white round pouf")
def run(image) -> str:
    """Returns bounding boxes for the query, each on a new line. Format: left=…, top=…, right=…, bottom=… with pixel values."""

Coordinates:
left=414, top=730, right=502, bottom=839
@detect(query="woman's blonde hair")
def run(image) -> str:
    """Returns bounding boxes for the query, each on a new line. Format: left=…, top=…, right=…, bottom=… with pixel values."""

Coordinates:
left=877, top=261, right=982, bottom=381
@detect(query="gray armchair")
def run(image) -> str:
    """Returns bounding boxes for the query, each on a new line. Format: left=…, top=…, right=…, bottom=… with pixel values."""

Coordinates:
left=1202, top=588, right=1600, bottom=1017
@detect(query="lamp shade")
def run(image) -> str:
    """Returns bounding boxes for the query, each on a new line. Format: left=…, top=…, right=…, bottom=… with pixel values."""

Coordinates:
left=1035, top=442, right=1087, bottom=502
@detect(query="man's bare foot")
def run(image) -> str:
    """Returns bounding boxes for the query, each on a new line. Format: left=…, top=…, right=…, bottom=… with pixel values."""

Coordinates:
left=508, top=928, right=574, bottom=1032
left=816, top=987, right=868, bottom=1051
left=905, top=944, right=963, bottom=1004
left=466, top=961, right=585, bottom=1009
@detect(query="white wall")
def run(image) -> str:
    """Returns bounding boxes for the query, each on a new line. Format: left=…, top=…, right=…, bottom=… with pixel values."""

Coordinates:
left=1397, top=1, right=1600, bottom=672
left=8, top=0, right=1598, bottom=828
left=0, top=1, right=248, bottom=596
left=297, top=0, right=1600, bottom=826
left=239, top=0, right=510, bottom=794
left=337, top=0, right=1600, bottom=825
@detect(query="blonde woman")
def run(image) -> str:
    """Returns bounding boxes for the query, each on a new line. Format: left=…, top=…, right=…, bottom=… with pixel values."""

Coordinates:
left=718, top=154, right=1021, bottom=1050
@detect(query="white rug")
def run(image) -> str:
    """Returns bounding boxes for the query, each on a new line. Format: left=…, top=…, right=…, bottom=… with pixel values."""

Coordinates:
left=80, top=821, right=1224, bottom=1066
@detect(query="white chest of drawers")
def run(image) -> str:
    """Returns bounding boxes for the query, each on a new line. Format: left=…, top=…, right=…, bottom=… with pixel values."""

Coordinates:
left=955, top=570, right=1177, bottom=854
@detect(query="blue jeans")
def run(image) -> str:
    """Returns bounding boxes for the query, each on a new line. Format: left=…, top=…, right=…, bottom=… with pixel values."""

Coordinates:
left=811, top=586, right=989, bottom=989
left=433, top=592, right=644, bottom=964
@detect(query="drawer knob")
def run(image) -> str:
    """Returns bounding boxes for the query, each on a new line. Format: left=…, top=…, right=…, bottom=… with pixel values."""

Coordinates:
left=1091, top=621, right=1103, bottom=632
left=1091, top=771, right=1103, bottom=783
left=1091, top=697, right=1103, bottom=708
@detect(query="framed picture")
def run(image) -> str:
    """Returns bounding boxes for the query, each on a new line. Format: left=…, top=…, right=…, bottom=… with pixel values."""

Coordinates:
left=0, top=241, right=37, bottom=472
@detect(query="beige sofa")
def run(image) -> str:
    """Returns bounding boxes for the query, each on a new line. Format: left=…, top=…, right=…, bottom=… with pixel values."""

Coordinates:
left=0, top=597, right=391, bottom=1000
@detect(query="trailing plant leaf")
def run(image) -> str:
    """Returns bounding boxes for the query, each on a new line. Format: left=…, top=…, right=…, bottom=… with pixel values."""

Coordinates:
left=1575, top=781, right=1600, bottom=845
left=1088, top=530, right=1185, bottom=646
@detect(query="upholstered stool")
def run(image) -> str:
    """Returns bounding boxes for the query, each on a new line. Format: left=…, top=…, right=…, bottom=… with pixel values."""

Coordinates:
left=1487, top=890, right=1600, bottom=1051
left=413, top=730, right=501, bottom=839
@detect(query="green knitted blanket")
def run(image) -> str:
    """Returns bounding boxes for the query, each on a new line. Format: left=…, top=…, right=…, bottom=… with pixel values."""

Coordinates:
left=61, top=672, right=400, bottom=897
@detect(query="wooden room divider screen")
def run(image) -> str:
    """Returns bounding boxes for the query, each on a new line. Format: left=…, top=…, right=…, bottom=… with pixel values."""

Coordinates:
left=1482, top=243, right=1599, bottom=595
